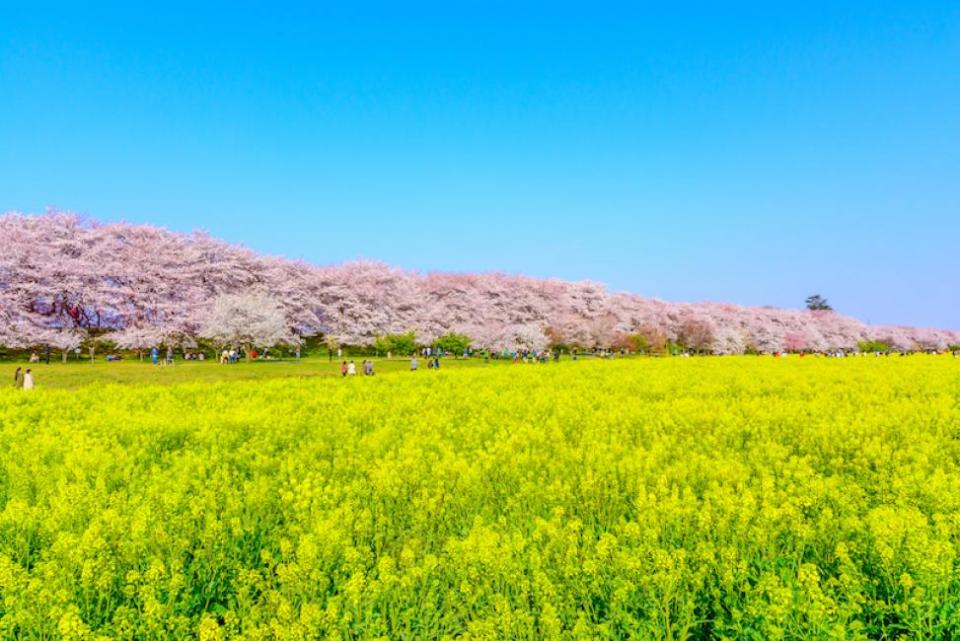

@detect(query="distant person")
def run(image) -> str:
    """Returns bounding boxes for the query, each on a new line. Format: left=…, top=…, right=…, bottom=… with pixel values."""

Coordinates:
left=166, top=347, right=173, bottom=365
left=434, top=356, right=440, bottom=369
left=13, top=367, right=23, bottom=388
left=341, top=361, right=348, bottom=377
left=364, top=360, right=375, bottom=376
left=411, top=356, right=419, bottom=371
left=151, top=346, right=159, bottom=365
left=198, top=352, right=205, bottom=361
left=347, top=360, right=357, bottom=376
left=22, top=368, right=34, bottom=390
left=29, top=352, right=39, bottom=363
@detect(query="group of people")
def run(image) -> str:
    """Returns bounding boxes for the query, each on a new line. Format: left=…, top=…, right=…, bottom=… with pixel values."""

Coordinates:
left=149, top=347, right=175, bottom=365
left=12, top=367, right=34, bottom=390
left=341, top=359, right=376, bottom=376
left=409, top=355, right=441, bottom=370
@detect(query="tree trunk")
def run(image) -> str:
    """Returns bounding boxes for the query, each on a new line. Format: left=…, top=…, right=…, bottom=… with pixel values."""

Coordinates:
left=62, top=351, right=68, bottom=363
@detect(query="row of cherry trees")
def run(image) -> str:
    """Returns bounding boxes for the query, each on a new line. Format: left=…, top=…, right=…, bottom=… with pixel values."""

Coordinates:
left=2, top=211, right=958, bottom=355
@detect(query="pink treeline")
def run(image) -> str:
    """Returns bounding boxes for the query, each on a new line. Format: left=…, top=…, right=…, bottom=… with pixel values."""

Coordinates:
left=1, top=212, right=957, bottom=352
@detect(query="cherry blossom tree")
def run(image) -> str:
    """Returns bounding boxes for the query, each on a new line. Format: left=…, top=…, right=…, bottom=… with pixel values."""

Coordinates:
left=2, top=211, right=958, bottom=356
left=40, top=328, right=84, bottom=363
left=110, top=326, right=167, bottom=360
left=200, top=293, right=292, bottom=360
left=677, top=317, right=717, bottom=354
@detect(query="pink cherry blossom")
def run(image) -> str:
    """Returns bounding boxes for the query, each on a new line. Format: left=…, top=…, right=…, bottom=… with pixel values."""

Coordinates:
left=1, top=211, right=957, bottom=354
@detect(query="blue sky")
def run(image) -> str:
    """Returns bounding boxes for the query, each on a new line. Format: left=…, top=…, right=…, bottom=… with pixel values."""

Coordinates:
left=2, top=2, right=958, bottom=328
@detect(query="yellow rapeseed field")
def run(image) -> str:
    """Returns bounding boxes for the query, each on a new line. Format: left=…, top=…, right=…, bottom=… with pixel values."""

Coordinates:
left=1, top=356, right=959, bottom=640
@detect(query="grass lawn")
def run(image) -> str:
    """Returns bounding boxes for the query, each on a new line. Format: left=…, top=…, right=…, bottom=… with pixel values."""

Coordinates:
left=3, top=355, right=510, bottom=390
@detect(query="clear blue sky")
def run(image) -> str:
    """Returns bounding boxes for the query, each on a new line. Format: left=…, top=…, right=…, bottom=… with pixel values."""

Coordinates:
left=2, top=2, right=958, bottom=328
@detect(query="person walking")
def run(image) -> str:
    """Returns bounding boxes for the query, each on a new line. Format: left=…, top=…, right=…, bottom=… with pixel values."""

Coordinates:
left=433, top=356, right=440, bottom=369
left=13, top=367, right=23, bottom=388
left=22, top=368, right=34, bottom=390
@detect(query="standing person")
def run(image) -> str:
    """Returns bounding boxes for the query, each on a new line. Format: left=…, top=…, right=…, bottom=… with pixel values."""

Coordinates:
left=347, top=360, right=356, bottom=376
left=22, top=369, right=34, bottom=390
left=434, top=356, right=440, bottom=369
left=13, top=367, right=23, bottom=388
left=411, top=356, right=419, bottom=371
left=337, top=347, right=342, bottom=359
left=166, top=346, right=173, bottom=365
left=341, top=361, right=348, bottom=377
left=150, top=346, right=159, bottom=365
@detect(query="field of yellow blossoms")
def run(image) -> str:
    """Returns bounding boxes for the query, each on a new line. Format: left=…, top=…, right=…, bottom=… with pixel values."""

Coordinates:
left=1, top=356, right=959, bottom=640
